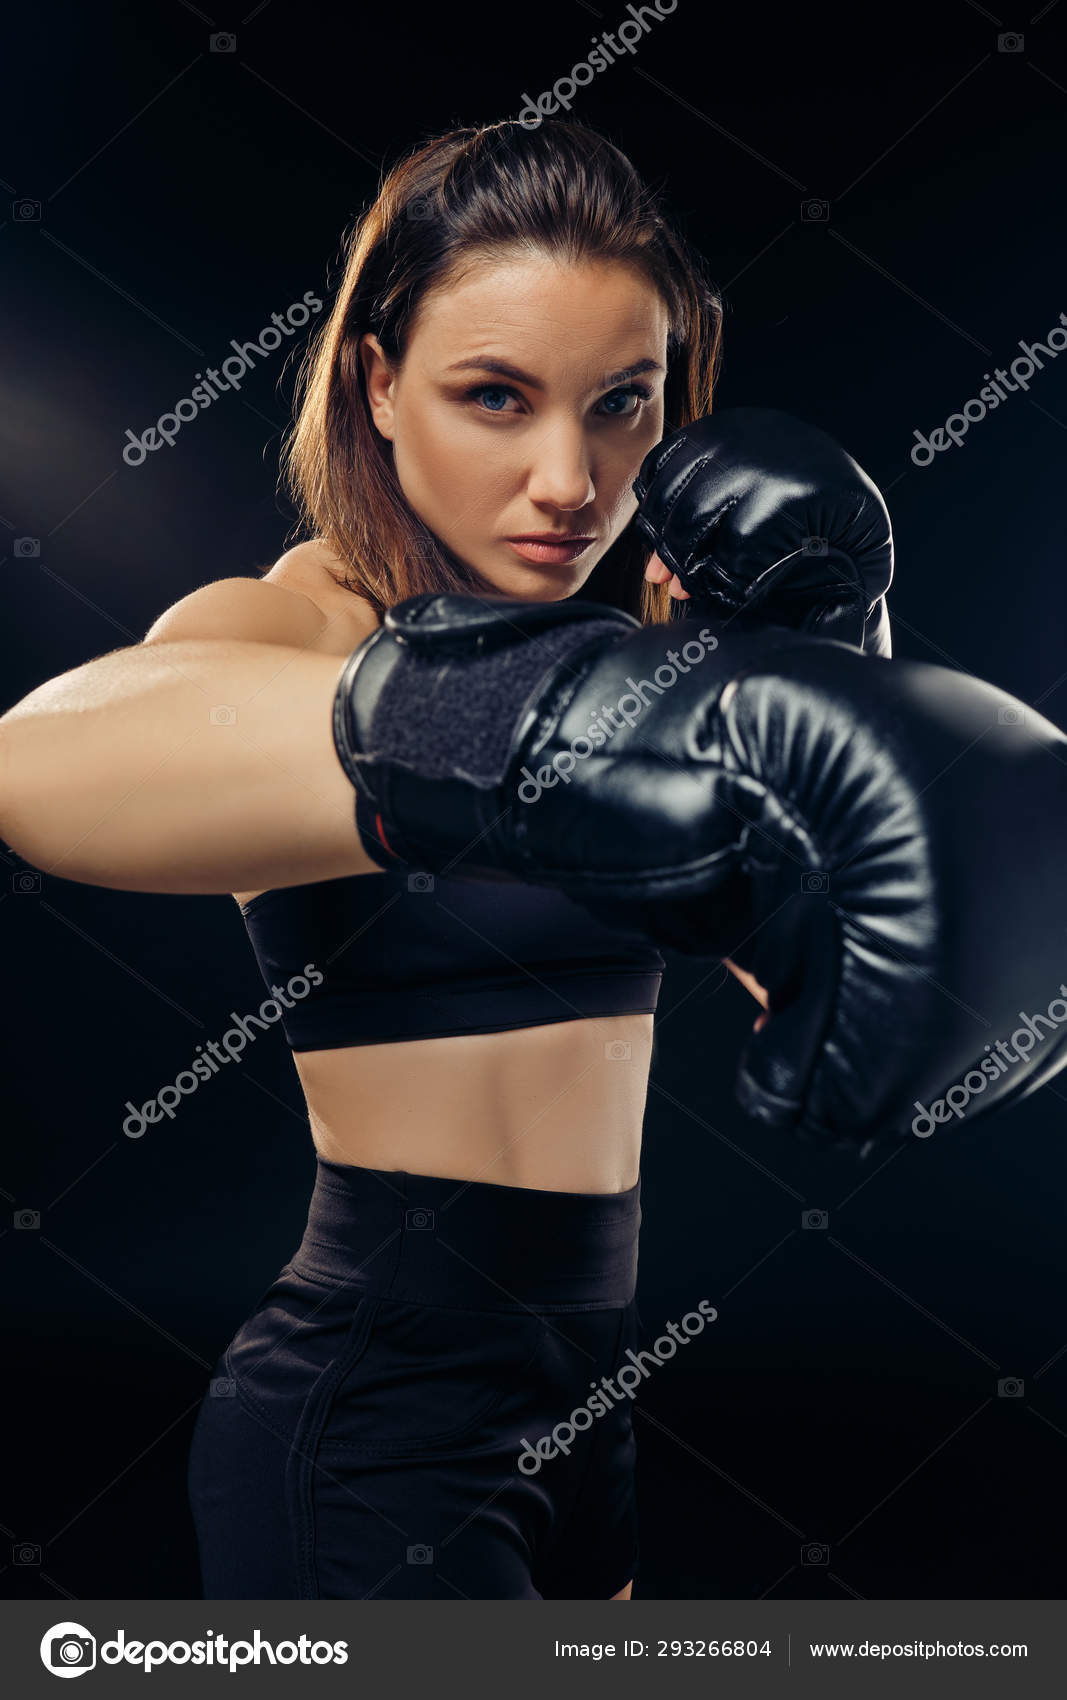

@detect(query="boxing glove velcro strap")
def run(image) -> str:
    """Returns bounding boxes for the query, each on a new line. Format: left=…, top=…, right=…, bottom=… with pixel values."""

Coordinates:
left=333, top=597, right=640, bottom=869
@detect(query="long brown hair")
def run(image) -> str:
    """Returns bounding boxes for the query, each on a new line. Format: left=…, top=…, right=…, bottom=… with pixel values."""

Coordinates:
left=280, top=118, right=723, bottom=624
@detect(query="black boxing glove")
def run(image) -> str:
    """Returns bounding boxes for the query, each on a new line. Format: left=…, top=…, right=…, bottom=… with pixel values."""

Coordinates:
left=632, top=407, right=893, bottom=655
left=332, top=591, right=1067, bottom=1153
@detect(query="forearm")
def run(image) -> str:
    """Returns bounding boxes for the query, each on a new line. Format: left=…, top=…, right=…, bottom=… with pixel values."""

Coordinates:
left=0, top=638, right=376, bottom=893
left=724, top=956, right=770, bottom=1011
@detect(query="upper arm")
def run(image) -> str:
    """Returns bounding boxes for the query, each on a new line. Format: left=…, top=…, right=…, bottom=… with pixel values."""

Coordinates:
left=142, top=570, right=377, bottom=656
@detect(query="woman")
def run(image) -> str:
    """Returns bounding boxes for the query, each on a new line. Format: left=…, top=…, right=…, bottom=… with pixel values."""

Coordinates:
left=0, top=117, right=763, bottom=1599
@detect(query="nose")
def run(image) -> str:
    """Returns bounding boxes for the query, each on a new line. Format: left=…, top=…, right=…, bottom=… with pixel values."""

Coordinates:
left=525, top=421, right=596, bottom=514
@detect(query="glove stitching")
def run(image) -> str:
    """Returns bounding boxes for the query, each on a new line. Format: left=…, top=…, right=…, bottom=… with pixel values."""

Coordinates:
left=644, top=453, right=734, bottom=577
left=632, top=432, right=685, bottom=505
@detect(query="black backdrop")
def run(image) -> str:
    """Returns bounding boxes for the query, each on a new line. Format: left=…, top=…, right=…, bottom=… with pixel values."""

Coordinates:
left=2, top=0, right=1066, bottom=1601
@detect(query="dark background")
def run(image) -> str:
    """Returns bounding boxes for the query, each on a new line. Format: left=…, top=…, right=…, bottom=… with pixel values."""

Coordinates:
left=2, top=0, right=1066, bottom=1602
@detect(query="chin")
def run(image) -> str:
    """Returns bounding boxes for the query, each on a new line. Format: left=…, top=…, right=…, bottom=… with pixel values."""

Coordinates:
left=468, top=561, right=590, bottom=603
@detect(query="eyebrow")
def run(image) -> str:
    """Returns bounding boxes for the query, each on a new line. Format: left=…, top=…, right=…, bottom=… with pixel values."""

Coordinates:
left=443, top=356, right=665, bottom=390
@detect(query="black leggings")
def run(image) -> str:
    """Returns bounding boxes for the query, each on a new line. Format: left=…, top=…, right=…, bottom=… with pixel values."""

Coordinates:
left=187, top=1156, right=643, bottom=1599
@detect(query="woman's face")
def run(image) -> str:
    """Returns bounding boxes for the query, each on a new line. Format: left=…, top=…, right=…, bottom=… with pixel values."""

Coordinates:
left=359, top=252, right=669, bottom=600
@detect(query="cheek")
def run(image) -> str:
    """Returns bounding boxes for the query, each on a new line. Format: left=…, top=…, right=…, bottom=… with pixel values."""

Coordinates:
left=397, top=402, right=514, bottom=525
left=410, top=396, right=502, bottom=473
left=395, top=401, right=463, bottom=496
left=601, top=418, right=663, bottom=516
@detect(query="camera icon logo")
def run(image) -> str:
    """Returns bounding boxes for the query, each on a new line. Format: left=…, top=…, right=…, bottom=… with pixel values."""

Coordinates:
left=802, top=1209, right=828, bottom=1230
left=605, top=1040, right=632, bottom=1060
left=13, top=199, right=41, bottom=222
left=408, top=872, right=435, bottom=893
left=995, top=705, right=1024, bottom=726
left=15, top=1208, right=40, bottom=1230
left=801, top=535, right=829, bottom=557
left=405, top=1207, right=435, bottom=1231
left=801, top=870, right=829, bottom=894
left=209, top=1377, right=236, bottom=1398
left=40, top=1621, right=97, bottom=1676
left=407, top=1543, right=434, bottom=1564
left=407, top=196, right=437, bottom=222
left=14, top=1541, right=42, bottom=1564
left=209, top=704, right=237, bottom=726
left=997, top=32, right=1023, bottom=52
left=997, top=1377, right=1024, bottom=1398
left=210, top=32, right=236, bottom=52
left=13, top=871, right=42, bottom=894
left=801, top=1542, right=830, bottom=1565
left=14, top=537, right=41, bottom=557
left=801, top=199, right=830, bottom=222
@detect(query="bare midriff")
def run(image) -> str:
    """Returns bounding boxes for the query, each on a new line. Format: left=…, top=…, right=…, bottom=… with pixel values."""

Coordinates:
left=234, top=887, right=652, bottom=1195
left=289, top=1011, right=654, bottom=1195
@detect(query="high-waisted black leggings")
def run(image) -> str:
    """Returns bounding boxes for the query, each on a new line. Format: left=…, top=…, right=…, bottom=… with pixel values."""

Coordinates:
left=187, top=1156, right=643, bottom=1599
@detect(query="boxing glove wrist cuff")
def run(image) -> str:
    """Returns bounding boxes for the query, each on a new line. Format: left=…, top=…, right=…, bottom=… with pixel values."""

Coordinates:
left=332, top=593, right=640, bottom=874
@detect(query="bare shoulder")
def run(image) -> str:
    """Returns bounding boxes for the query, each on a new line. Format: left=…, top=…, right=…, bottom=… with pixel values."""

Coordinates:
left=231, top=540, right=380, bottom=913
left=264, top=539, right=380, bottom=640
left=143, top=548, right=379, bottom=654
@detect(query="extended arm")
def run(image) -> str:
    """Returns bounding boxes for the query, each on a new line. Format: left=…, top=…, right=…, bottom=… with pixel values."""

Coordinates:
left=0, top=576, right=381, bottom=893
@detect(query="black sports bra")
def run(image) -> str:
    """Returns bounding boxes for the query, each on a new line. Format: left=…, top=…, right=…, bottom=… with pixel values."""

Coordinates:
left=239, top=868, right=664, bottom=1051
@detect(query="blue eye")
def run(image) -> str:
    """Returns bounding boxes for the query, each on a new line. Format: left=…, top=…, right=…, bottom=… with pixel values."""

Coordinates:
left=598, top=386, right=648, bottom=416
left=474, top=385, right=514, bottom=412
left=464, top=382, right=652, bottom=418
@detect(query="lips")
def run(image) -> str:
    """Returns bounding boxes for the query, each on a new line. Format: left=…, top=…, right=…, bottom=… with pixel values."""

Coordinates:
left=505, top=534, right=596, bottom=565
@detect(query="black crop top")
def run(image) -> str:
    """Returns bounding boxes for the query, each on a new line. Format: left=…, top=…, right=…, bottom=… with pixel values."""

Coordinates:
left=239, top=869, right=664, bottom=1051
